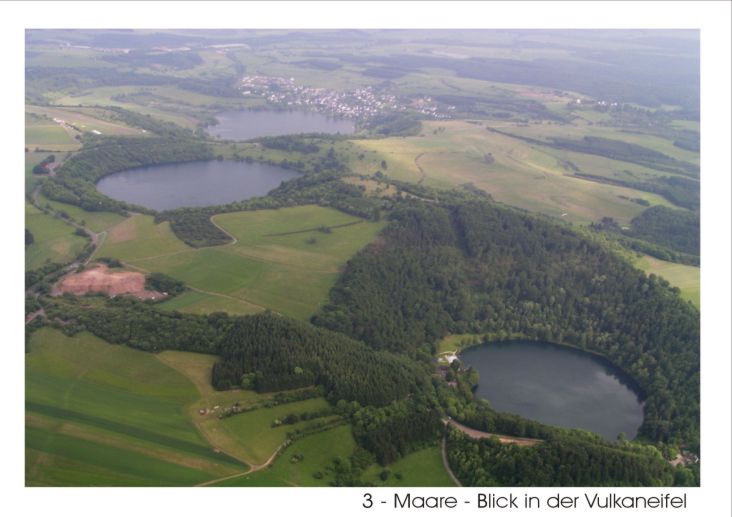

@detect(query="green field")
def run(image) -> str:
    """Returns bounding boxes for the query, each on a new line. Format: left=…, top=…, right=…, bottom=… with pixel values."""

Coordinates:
left=25, top=202, right=88, bottom=270
left=360, top=446, right=455, bottom=487
left=25, top=113, right=81, bottom=152
left=55, top=87, right=201, bottom=129
left=37, top=194, right=127, bottom=234
left=96, top=214, right=190, bottom=261
left=350, top=120, right=678, bottom=225
left=26, top=329, right=246, bottom=486
left=27, top=105, right=145, bottom=137
left=25, top=152, right=49, bottom=196
left=214, top=424, right=357, bottom=487
left=155, top=350, right=338, bottom=471
left=99, top=206, right=385, bottom=319
left=634, top=255, right=700, bottom=308
left=436, top=333, right=483, bottom=355
left=214, top=398, right=336, bottom=465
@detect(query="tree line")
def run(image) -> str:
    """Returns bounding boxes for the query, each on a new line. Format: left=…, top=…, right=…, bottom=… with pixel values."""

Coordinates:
left=41, top=297, right=428, bottom=408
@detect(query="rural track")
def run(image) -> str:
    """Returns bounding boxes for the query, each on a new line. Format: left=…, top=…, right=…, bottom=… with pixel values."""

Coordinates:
left=209, top=216, right=238, bottom=245
left=440, top=435, right=462, bottom=487
left=414, top=152, right=427, bottom=185
left=121, top=261, right=274, bottom=314
left=194, top=443, right=286, bottom=487
left=444, top=419, right=543, bottom=447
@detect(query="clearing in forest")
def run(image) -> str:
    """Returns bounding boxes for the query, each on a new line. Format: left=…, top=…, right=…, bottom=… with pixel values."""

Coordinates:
left=52, top=263, right=164, bottom=300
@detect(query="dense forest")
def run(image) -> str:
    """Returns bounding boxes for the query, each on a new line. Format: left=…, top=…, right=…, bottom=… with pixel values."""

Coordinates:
left=628, top=205, right=700, bottom=256
left=313, top=199, right=699, bottom=445
left=144, top=272, right=187, bottom=297
left=446, top=429, right=684, bottom=486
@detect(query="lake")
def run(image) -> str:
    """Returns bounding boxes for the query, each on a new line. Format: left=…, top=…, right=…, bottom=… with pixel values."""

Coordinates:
left=96, top=160, right=300, bottom=211
left=207, top=109, right=355, bottom=140
left=459, top=340, right=644, bottom=440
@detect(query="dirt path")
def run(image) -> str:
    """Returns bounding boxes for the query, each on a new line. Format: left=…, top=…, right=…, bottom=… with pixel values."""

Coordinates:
left=441, top=435, right=462, bottom=487
left=122, top=261, right=273, bottom=314
left=209, top=215, right=237, bottom=245
left=445, top=419, right=543, bottom=447
left=194, top=436, right=287, bottom=487
left=25, top=308, right=46, bottom=325
left=414, top=152, right=427, bottom=185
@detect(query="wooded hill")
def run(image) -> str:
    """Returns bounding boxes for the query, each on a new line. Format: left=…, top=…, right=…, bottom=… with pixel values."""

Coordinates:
left=42, top=298, right=428, bottom=408
left=313, top=199, right=699, bottom=446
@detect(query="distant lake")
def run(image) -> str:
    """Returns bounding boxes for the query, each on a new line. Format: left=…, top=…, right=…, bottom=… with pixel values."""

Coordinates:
left=97, top=160, right=300, bottom=211
left=208, top=109, right=355, bottom=140
left=459, top=340, right=644, bottom=440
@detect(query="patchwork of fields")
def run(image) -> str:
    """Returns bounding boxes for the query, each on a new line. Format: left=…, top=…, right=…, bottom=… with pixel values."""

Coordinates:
left=25, top=329, right=246, bottom=486
left=26, top=333, right=454, bottom=487
left=98, top=206, right=386, bottom=319
left=348, top=120, right=680, bottom=225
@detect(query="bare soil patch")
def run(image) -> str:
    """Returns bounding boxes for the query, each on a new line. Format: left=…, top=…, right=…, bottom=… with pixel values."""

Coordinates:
left=53, top=263, right=165, bottom=300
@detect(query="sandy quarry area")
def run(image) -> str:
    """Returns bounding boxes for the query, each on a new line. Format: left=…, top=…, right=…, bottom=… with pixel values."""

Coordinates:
left=53, top=264, right=165, bottom=300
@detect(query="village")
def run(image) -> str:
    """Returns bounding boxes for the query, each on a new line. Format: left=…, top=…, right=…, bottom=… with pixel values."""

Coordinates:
left=239, top=74, right=454, bottom=122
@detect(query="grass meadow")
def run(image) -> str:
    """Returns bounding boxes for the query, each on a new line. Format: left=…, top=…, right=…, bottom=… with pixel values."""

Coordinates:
left=348, top=120, right=683, bottom=225
left=634, top=255, right=700, bottom=308
left=360, top=446, right=455, bottom=487
left=99, top=206, right=385, bottom=319
left=213, top=424, right=357, bottom=487
left=25, top=329, right=246, bottom=486
left=25, top=202, right=88, bottom=270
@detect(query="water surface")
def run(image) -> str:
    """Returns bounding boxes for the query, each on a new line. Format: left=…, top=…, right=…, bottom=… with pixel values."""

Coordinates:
left=207, top=109, right=355, bottom=140
left=459, top=340, right=644, bottom=440
left=97, top=160, right=300, bottom=211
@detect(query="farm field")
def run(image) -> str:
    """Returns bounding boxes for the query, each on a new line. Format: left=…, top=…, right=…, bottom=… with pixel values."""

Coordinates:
left=25, top=113, right=82, bottom=152
left=25, top=329, right=246, bottom=486
left=25, top=152, right=50, bottom=195
left=95, top=214, right=190, bottom=262
left=349, top=120, right=676, bottom=225
left=360, top=446, right=455, bottom=487
left=54, top=87, right=201, bottom=129
left=99, top=206, right=385, bottom=319
left=213, top=424, right=357, bottom=487
left=27, top=105, right=145, bottom=137
left=634, top=255, right=700, bottom=308
left=25, top=202, right=88, bottom=270
left=485, top=121, right=699, bottom=166
left=37, top=194, right=127, bottom=234
left=156, top=350, right=347, bottom=475
left=212, top=398, right=337, bottom=465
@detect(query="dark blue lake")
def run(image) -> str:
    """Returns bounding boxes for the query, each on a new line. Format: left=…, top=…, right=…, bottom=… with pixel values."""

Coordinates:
left=459, top=340, right=644, bottom=440
left=96, top=160, right=300, bottom=211
left=207, top=109, right=355, bottom=140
